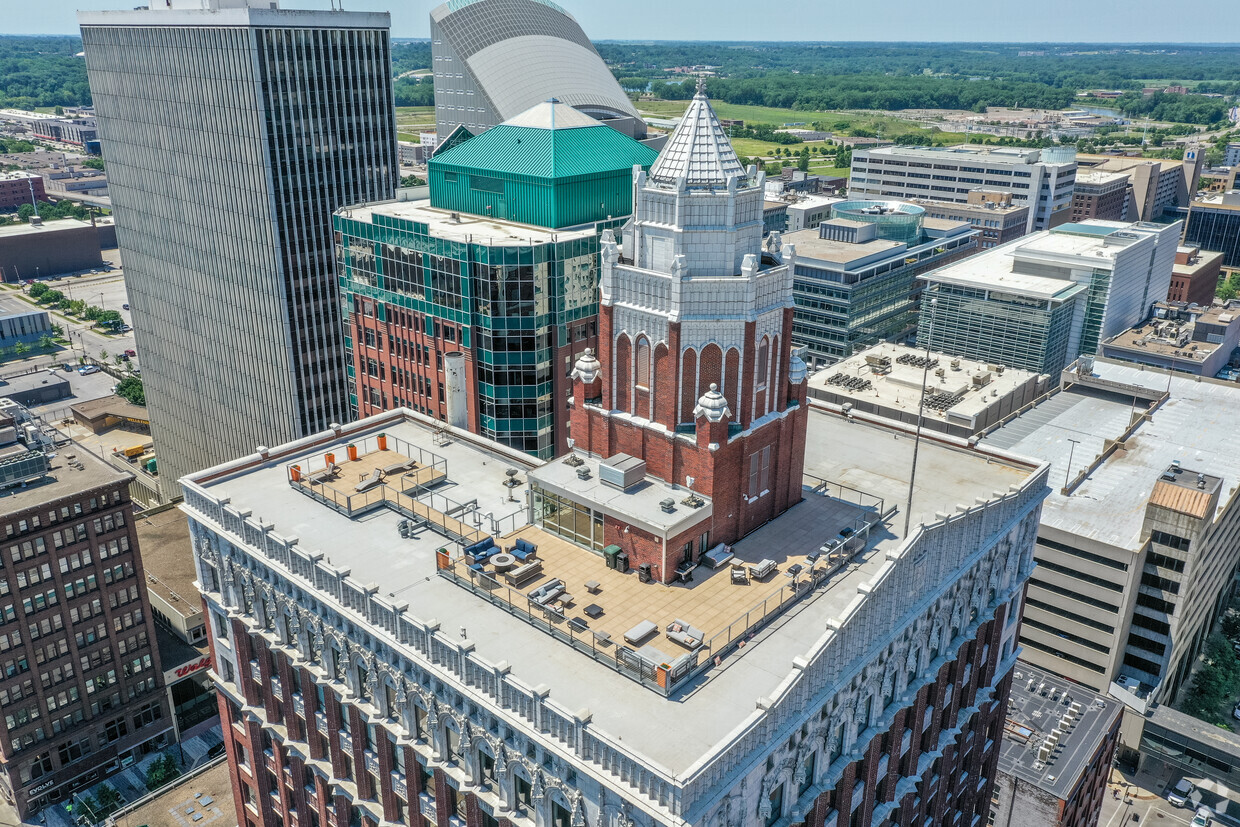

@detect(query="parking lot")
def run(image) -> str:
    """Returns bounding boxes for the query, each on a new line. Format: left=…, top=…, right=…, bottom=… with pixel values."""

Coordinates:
left=1102, top=766, right=1240, bottom=827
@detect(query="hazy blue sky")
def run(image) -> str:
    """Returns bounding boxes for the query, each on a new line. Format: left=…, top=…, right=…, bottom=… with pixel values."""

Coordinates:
left=14, top=0, right=1237, bottom=42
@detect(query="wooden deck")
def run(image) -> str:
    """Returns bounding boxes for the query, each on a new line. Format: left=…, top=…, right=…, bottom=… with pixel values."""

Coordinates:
left=462, top=492, right=864, bottom=663
left=294, top=449, right=483, bottom=544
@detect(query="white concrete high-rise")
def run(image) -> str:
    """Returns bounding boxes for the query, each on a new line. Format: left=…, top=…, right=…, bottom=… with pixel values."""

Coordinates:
left=79, top=0, right=398, bottom=493
left=849, top=145, right=1077, bottom=233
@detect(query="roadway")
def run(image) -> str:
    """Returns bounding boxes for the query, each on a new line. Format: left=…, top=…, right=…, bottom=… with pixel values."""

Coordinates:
left=0, top=248, right=137, bottom=373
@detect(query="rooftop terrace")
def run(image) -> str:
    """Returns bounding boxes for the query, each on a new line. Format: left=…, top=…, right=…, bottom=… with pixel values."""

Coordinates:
left=188, top=407, right=1040, bottom=774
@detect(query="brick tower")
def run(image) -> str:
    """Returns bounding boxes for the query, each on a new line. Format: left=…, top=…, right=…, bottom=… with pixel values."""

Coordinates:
left=570, top=82, right=809, bottom=548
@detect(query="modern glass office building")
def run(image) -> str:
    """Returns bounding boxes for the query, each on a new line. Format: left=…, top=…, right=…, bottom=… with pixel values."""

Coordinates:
left=784, top=202, right=978, bottom=365
left=79, top=0, right=397, bottom=493
left=1182, top=192, right=1240, bottom=268
left=337, top=101, right=657, bottom=458
left=918, top=221, right=1180, bottom=375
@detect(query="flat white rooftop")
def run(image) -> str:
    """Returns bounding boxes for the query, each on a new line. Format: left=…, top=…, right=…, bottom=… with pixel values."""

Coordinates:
left=340, top=198, right=596, bottom=247
left=808, top=343, right=1043, bottom=420
left=859, top=144, right=1074, bottom=166
left=983, top=359, right=1240, bottom=550
left=188, top=407, right=1037, bottom=773
left=921, top=222, right=1149, bottom=299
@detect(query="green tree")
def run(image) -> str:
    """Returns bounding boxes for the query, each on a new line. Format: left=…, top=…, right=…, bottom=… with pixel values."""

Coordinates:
left=12, top=341, right=29, bottom=356
left=36, top=334, right=53, bottom=351
left=28, top=282, right=47, bottom=299
left=1222, top=612, right=1240, bottom=641
left=50, top=323, right=63, bottom=337
left=91, top=783, right=123, bottom=819
left=16, top=204, right=35, bottom=222
left=97, top=309, right=123, bottom=328
left=797, top=153, right=810, bottom=172
left=144, top=753, right=180, bottom=791
left=82, top=304, right=101, bottom=321
left=115, top=376, right=144, bottom=405
left=98, top=349, right=108, bottom=362
left=53, top=106, right=64, bottom=116
left=39, top=289, right=64, bottom=305
left=80, top=157, right=104, bottom=171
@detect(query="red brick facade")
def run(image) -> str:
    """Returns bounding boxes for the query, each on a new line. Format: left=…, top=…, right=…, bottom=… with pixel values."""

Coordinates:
left=570, top=301, right=808, bottom=583
left=216, top=594, right=1013, bottom=827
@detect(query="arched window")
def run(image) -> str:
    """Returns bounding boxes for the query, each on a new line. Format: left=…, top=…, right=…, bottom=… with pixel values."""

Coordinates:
left=757, top=338, right=769, bottom=388
left=635, top=338, right=650, bottom=388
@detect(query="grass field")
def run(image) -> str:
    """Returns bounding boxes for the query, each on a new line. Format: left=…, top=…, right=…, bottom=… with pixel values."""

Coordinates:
left=638, top=99, right=970, bottom=149
left=395, top=106, right=435, bottom=144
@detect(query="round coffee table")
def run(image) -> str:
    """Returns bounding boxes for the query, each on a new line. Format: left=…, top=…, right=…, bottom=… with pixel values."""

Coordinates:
left=490, top=553, right=516, bottom=573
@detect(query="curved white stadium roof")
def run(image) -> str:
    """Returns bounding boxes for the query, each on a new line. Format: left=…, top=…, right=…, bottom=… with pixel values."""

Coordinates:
left=431, top=0, right=638, bottom=125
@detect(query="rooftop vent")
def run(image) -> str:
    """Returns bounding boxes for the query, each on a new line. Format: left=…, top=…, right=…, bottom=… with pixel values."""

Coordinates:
left=599, top=453, right=646, bottom=491
left=659, top=498, right=676, bottom=513
left=576, top=466, right=591, bottom=480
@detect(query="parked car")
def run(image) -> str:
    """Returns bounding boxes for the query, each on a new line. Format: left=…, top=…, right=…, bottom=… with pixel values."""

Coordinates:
left=120, top=325, right=132, bottom=332
left=61, top=364, right=73, bottom=372
left=1192, top=806, right=1213, bottom=826
left=124, top=349, right=136, bottom=357
left=1233, top=703, right=1240, bottom=721
left=122, top=303, right=129, bottom=310
left=78, top=365, right=101, bottom=376
left=1169, top=779, right=1195, bottom=807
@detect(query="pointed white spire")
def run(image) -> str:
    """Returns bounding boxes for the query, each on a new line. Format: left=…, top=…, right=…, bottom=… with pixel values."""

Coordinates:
left=648, top=81, right=746, bottom=188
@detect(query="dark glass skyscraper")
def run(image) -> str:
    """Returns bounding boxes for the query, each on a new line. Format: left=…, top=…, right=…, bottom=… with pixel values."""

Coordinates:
left=79, top=0, right=397, bottom=493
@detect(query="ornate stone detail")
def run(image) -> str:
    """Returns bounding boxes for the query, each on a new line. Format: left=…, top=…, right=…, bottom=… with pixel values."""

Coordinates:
left=570, top=349, right=602, bottom=385
left=693, top=383, right=731, bottom=422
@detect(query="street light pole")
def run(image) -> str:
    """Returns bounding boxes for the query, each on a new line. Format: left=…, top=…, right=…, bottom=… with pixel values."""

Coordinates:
left=1064, top=438, right=1081, bottom=492
left=903, top=297, right=937, bottom=538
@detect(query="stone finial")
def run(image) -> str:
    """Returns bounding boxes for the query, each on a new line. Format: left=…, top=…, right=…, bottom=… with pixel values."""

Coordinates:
left=570, top=348, right=602, bottom=385
left=696, top=76, right=707, bottom=97
left=693, top=383, right=732, bottom=423
left=788, top=352, right=808, bottom=385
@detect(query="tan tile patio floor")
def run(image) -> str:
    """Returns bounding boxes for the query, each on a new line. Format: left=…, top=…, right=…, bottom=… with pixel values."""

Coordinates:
left=293, top=448, right=483, bottom=542
left=449, top=490, right=873, bottom=662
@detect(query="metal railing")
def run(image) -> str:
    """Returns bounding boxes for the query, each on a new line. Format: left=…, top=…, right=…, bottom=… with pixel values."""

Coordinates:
left=438, top=474, right=892, bottom=695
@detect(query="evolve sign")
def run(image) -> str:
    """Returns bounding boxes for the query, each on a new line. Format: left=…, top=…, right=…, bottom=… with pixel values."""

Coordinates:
left=164, top=655, right=211, bottom=683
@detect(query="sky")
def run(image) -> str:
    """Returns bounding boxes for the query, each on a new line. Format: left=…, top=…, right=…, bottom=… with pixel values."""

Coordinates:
left=11, top=0, right=1238, bottom=42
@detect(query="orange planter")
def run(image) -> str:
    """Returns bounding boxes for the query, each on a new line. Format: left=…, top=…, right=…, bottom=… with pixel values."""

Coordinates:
left=324, top=452, right=335, bottom=466
left=377, top=433, right=388, bottom=451
left=347, top=444, right=358, bottom=461
left=290, top=465, right=302, bottom=482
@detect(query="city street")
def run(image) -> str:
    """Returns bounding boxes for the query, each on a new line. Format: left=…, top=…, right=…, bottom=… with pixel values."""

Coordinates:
left=0, top=249, right=137, bottom=374
left=1101, top=766, right=1240, bottom=827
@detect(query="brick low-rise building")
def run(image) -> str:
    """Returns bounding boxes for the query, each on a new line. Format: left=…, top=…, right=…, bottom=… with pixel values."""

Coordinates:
left=990, top=662, right=1121, bottom=827
left=0, top=427, right=171, bottom=817
left=0, top=171, right=44, bottom=211
left=1167, top=245, right=1222, bottom=306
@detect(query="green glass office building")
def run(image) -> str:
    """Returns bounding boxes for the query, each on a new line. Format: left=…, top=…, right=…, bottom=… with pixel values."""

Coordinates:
left=336, top=101, right=658, bottom=458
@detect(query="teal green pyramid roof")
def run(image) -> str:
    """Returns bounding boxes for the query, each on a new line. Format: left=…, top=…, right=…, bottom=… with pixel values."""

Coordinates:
left=429, top=100, right=658, bottom=181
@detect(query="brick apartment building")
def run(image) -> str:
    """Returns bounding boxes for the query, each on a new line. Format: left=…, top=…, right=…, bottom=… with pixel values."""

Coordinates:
left=1070, top=170, right=1129, bottom=222
left=0, top=432, right=171, bottom=817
